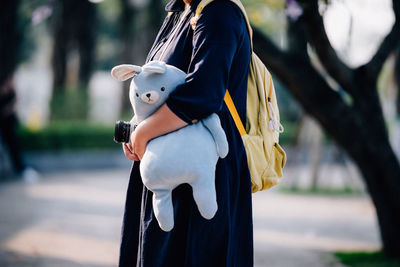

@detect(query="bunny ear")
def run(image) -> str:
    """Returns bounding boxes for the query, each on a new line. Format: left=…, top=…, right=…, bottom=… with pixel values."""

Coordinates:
left=111, top=64, right=142, bottom=81
left=142, top=60, right=166, bottom=74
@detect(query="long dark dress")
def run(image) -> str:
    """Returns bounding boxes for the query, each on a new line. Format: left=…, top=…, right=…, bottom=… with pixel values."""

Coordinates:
left=119, top=0, right=253, bottom=266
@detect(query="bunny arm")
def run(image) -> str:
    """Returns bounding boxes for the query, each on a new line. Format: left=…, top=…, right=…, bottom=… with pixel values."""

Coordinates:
left=201, top=114, right=229, bottom=158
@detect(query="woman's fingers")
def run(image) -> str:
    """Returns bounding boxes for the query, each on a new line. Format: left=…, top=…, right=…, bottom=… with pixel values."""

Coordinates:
left=122, top=143, right=140, bottom=161
left=129, top=124, right=148, bottom=160
left=122, top=143, right=134, bottom=160
left=133, top=140, right=146, bottom=160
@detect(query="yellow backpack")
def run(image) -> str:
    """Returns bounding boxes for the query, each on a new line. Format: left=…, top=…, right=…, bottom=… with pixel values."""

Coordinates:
left=192, top=0, right=287, bottom=193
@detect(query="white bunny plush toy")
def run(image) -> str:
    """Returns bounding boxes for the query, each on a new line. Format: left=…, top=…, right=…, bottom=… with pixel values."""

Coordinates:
left=111, top=60, right=229, bottom=231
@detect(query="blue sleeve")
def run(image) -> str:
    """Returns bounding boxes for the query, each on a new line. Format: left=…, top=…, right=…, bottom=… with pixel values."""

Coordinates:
left=166, top=1, right=244, bottom=123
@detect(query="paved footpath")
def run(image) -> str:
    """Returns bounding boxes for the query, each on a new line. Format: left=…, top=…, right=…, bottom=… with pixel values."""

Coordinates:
left=0, top=169, right=380, bottom=267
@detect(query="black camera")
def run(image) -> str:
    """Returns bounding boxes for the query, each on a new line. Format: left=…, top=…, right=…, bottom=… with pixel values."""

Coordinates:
left=114, top=120, right=131, bottom=143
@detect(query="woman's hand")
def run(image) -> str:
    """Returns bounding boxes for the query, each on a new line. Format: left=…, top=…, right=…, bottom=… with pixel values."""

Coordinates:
left=122, top=142, right=140, bottom=161
left=121, top=104, right=188, bottom=161
left=129, top=122, right=149, bottom=160
left=121, top=123, right=150, bottom=161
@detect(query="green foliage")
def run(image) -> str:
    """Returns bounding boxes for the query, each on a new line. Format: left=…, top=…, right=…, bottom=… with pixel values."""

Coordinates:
left=17, top=121, right=117, bottom=151
left=335, top=251, right=400, bottom=267
left=275, top=78, right=302, bottom=122
left=50, top=87, right=89, bottom=121
left=279, top=120, right=298, bottom=145
left=243, top=0, right=286, bottom=39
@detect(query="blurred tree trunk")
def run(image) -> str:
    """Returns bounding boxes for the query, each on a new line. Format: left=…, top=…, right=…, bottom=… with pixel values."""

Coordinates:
left=51, top=0, right=97, bottom=120
left=119, top=0, right=138, bottom=114
left=52, top=0, right=96, bottom=90
left=0, top=0, right=20, bottom=121
left=76, top=2, right=96, bottom=87
left=0, top=0, right=20, bottom=86
left=253, top=0, right=400, bottom=258
left=393, top=44, right=400, bottom=162
left=395, top=47, right=400, bottom=116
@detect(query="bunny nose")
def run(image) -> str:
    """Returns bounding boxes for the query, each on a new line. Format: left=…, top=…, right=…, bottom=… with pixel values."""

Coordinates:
left=140, top=90, right=159, bottom=104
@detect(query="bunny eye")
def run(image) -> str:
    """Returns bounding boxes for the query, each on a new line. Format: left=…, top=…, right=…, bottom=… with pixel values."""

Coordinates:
left=135, top=93, right=139, bottom=97
left=161, top=87, right=165, bottom=91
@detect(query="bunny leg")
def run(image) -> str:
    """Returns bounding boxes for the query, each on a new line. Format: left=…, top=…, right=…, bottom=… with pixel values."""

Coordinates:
left=192, top=177, right=218, bottom=220
left=152, top=189, right=174, bottom=232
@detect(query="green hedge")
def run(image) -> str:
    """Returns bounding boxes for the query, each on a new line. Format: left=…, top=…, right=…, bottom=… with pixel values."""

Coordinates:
left=17, top=121, right=119, bottom=151
left=335, top=251, right=400, bottom=267
left=17, top=120, right=297, bottom=151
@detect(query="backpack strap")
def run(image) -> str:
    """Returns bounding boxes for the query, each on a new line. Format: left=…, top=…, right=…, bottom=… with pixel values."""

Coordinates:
left=224, top=89, right=246, bottom=136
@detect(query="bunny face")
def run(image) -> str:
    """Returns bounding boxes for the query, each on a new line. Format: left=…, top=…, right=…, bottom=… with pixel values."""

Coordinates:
left=130, top=70, right=178, bottom=119
left=111, top=61, right=186, bottom=122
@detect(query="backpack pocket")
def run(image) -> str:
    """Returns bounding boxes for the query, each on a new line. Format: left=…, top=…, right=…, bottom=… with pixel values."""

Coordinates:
left=242, top=134, right=267, bottom=193
left=272, top=142, right=286, bottom=177
left=242, top=134, right=286, bottom=192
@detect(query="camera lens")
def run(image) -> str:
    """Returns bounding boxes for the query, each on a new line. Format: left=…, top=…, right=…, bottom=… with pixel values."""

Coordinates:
left=114, top=120, right=131, bottom=143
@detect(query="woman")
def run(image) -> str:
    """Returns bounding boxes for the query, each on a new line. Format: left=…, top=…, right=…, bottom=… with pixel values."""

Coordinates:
left=119, top=0, right=253, bottom=265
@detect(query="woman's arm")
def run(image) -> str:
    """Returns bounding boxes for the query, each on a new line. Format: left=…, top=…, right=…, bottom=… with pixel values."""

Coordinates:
left=123, top=103, right=190, bottom=161
left=123, top=2, right=243, bottom=161
left=165, top=1, right=242, bottom=124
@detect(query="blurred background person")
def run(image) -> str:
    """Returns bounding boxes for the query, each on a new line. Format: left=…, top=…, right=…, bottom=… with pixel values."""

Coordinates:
left=0, top=0, right=38, bottom=182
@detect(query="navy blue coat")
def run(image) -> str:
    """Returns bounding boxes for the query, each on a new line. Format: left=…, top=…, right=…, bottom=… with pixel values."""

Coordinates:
left=119, top=0, right=253, bottom=266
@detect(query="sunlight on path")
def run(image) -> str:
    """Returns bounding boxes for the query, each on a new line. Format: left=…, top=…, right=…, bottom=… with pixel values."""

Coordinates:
left=0, top=169, right=380, bottom=266
left=0, top=170, right=128, bottom=266
left=4, top=228, right=118, bottom=266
